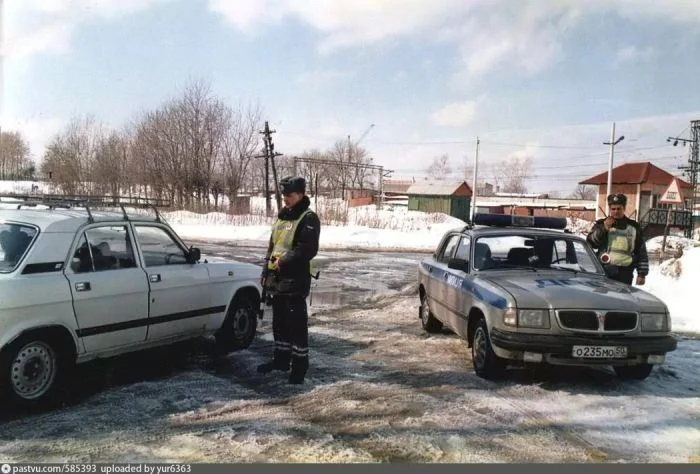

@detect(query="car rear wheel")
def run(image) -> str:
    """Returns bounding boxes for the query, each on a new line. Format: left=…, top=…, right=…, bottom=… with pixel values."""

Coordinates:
left=420, top=293, right=443, bottom=333
left=613, top=363, right=653, bottom=380
left=215, top=293, right=258, bottom=353
left=471, top=319, right=505, bottom=380
left=0, top=335, right=69, bottom=408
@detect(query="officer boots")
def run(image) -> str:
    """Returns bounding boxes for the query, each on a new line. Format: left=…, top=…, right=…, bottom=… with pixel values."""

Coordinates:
left=256, top=350, right=290, bottom=374
left=288, top=356, right=309, bottom=384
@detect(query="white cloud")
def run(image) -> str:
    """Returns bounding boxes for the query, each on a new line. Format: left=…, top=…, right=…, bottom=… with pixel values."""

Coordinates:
left=616, top=45, right=657, bottom=63
left=3, top=0, right=172, bottom=60
left=431, top=100, right=479, bottom=127
left=208, top=0, right=700, bottom=86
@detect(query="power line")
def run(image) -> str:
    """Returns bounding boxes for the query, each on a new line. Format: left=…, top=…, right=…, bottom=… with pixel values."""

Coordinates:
left=387, top=155, right=683, bottom=174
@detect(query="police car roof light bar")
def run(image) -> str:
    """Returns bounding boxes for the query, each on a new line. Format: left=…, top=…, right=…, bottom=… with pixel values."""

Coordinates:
left=473, top=213, right=567, bottom=230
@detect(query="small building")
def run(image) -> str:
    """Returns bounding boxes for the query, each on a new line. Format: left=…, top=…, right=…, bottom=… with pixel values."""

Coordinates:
left=579, top=161, right=692, bottom=220
left=473, top=196, right=596, bottom=221
left=579, top=161, right=695, bottom=238
left=405, top=181, right=472, bottom=221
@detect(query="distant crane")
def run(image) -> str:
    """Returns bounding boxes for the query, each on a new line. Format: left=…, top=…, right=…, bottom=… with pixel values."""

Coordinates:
left=347, top=123, right=375, bottom=148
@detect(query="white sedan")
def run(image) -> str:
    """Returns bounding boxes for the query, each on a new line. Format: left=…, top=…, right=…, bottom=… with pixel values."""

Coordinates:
left=0, top=205, right=263, bottom=408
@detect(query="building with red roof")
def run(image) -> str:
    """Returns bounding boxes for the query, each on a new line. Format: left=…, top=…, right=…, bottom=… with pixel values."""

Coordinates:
left=579, top=161, right=692, bottom=221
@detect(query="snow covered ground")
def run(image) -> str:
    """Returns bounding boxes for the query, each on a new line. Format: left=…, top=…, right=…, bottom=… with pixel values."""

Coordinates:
left=165, top=206, right=465, bottom=253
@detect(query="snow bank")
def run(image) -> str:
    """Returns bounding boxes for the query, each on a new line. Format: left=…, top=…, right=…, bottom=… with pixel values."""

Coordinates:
left=637, top=247, right=700, bottom=334
left=646, top=235, right=699, bottom=253
left=166, top=208, right=464, bottom=252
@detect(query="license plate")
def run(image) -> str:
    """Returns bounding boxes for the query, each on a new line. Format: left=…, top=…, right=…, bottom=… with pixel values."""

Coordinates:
left=572, top=345, right=628, bottom=359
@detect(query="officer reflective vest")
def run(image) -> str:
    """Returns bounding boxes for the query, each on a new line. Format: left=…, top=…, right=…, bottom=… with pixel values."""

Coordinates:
left=267, top=209, right=318, bottom=277
left=603, top=225, right=635, bottom=267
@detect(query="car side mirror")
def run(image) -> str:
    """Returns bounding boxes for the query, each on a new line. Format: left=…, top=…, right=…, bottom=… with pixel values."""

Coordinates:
left=187, top=246, right=201, bottom=264
left=448, top=258, right=469, bottom=272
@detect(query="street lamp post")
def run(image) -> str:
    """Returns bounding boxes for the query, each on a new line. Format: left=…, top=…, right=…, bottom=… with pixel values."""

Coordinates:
left=603, top=122, right=625, bottom=215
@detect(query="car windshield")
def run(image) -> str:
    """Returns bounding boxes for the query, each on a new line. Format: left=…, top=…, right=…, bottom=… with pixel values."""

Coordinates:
left=473, top=233, right=603, bottom=274
left=0, top=223, right=38, bottom=272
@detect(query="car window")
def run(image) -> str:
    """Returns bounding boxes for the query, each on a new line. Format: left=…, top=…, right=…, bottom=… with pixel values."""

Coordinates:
left=474, top=234, right=603, bottom=274
left=0, top=223, right=37, bottom=272
left=134, top=225, right=188, bottom=267
left=71, top=226, right=137, bottom=273
left=454, top=237, right=471, bottom=261
left=437, top=234, right=460, bottom=264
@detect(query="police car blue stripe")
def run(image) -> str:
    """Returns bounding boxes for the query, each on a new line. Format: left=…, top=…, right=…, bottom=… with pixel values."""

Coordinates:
left=461, top=279, right=508, bottom=310
left=422, top=262, right=508, bottom=310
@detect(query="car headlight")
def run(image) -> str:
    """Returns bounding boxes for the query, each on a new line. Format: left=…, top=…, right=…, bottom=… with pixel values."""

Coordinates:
left=641, top=313, right=668, bottom=332
left=519, top=309, right=550, bottom=328
left=503, top=308, right=550, bottom=328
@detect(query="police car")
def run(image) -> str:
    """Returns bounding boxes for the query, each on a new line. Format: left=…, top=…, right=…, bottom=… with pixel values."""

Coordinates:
left=417, top=213, right=677, bottom=380
left=0, top=204, right=262, bottom=407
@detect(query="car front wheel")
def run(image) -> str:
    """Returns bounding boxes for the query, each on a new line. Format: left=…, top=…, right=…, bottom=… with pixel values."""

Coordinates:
left=471, top=319, right=505, bottom=380
left=215, top=293, right=259, bottom=353
left=420, top=293, right=443, bottom=333
left=614, top=363, right=653, bottom=380
left=0, top=335, right=68, bottom=408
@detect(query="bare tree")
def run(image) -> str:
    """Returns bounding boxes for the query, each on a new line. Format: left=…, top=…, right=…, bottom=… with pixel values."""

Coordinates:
left=41, top=115, right=103, bottom=194
left=327, top=140, right=352, bottom=198
left=570, top=184, right=597, bottom=200
left=426, top=154, right=452, bottom=180
left=491, top=156, right=532, bottom=194
left=130, top=79, right=251, bottom=210
left=222, top=101, right=262, bottom=208
left=0, top=131, right=33, bottom=180
left=294, top=149, right=329, bottom=197
left=91, top=130, right=131, bottom=198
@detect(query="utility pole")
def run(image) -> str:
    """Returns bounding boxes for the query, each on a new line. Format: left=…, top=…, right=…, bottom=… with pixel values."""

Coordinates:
left=603, top=122, right=625, bottom=215
left=668, top=119, right=700, bottom=238
left=259, top=121, right=283, bottom=214
left=470, top=137, right=480, bottom=223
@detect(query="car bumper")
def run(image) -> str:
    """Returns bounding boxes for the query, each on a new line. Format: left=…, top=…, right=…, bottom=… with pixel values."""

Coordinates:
left=490, top=328, right=678, bottom=366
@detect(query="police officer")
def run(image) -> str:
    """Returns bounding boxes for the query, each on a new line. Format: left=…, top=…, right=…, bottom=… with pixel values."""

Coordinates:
left=587, top=193, right=649, bottom=285
left=258, top=176, right=320, bottom=384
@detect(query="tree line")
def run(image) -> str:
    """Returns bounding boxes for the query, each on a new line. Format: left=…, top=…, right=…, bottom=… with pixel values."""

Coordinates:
left=34, top=80, right=374, bottom=212
left=425, top=153, right=596, bottom=199
left=0, top=131, right=35, bottom=180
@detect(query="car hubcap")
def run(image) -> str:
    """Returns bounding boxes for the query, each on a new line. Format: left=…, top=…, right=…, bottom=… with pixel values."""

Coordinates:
left=473, top=328, right=487, bottom=369
left=232, top=307, right=251, bottom=340
left=11, top=341, right=56, bottom=400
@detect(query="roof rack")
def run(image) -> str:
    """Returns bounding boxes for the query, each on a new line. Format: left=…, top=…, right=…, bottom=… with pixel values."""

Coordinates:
left=2, top=193, right=170, bottom=225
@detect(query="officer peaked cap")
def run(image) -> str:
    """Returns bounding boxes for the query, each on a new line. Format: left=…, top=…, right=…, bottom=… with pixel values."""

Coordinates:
left=607, top=193, right=627, bottom=206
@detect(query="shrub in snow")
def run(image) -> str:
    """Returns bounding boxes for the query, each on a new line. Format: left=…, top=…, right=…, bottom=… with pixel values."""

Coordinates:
left=659, top=258, right=682, bottom=279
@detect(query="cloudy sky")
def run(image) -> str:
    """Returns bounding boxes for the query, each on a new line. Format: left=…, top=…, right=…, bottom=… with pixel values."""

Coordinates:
left=3, top=0, right=700, bottom=195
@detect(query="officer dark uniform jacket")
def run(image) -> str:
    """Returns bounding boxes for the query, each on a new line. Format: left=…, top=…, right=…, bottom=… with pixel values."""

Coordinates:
left=258, top=176, right=320, bottom=384
left=586, top=193, right=649, bottom=285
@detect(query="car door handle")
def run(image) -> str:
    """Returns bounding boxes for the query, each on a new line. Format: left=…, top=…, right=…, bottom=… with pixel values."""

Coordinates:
left=150, top=274, right=162, bottom=283
left=444, top=273, right=449, bottom=279
left=75, top=282, right=91, bottom=292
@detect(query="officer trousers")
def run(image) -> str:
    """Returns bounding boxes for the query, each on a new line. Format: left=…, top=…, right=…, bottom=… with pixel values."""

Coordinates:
left=271, top=295, right=309, bottom=371
left=604, top=264, right=635, bottom=285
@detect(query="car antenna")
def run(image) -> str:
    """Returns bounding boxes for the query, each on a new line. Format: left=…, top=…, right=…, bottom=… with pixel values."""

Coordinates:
left=119, top=204, right=129, bottom=221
